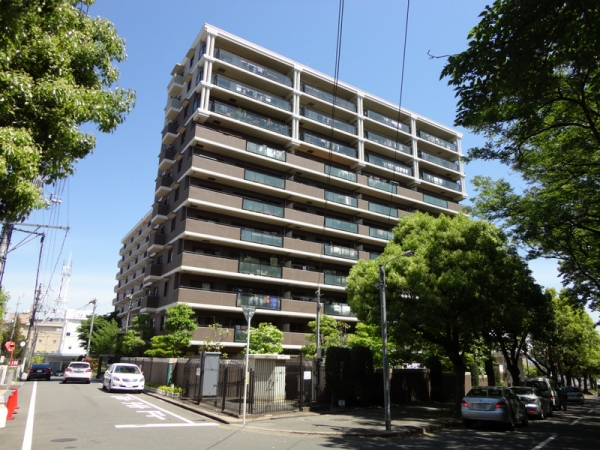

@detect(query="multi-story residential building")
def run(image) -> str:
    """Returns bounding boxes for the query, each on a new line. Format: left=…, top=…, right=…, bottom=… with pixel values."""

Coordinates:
left=113, top=24, right=466, bottom=356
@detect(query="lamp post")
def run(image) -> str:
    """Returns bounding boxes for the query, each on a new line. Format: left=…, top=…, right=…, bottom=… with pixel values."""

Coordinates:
left=242, top=306, right=255, bottom=425
left=379, top=250, right=413, bottom=431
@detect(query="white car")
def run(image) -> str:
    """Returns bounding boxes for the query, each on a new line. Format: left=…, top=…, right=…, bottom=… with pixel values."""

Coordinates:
left=103, top=363, right=145, bottom=393
left=62, top=362, right=93, bottom=384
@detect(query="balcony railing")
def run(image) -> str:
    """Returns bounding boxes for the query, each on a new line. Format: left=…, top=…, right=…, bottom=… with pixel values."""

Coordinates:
left=209, top=101, right=291, bottom=136
left=364, top=130, right=411, bottom=154
left=239, top=260, right=282, bottom=278
left=417, top=130, right=457, bottom=151
left=423, top=194, right=448, bottom=209
left=325, top=191, right=357, bottom=207
left=325, top=217, right=358, bottom=233
left=301, top=83, right=356, bottom=112
left=246, top=141, right=286, bottom=161
left=212, top=74, right=292, bottom=111
left=244, top=169, right=285, bottom=189
left=324, top=302, right=356, bottom=317
left=370, top=252, right=381, bottom=260
left=242, top=198, right=284, bottom=217
left=300, top=131, right=357, bottom=158
left=368, top=202, right=398, bottom=217
left=301, top=107, right=356, bottom=134
left=420, top=171, right=461, bottom=191
left=418, top=150, right=459, bottom=171
left=364, top=109, right=410, bottom=133
left=324, top=244, right=358, bottom=260
left=367, top=153, right=413, bottom=176
left=234, top=325, right=248, bottom=342
left=214, top=48, right=292, bottom=87
left=236, top=293, right=282, bottom=310
left=324, top=273, right=347, bottom=287
left=370, top=227, right=393, bottom=240
left=324, top=165, right=357, bottom=182
left=240, top=228, right=283, bottom=247
left=367, top=177, right=397, bottom=194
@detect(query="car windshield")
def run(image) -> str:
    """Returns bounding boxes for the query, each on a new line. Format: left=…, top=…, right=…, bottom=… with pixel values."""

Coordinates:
left=466, top=388, right=502, bottom=398
left=70, top=363, right=89, bottom=369
left=511, top=387, right=534, bottom=395
left=565, top=387, right=580, bottom=392
left=115, top=365, right=140, bottom=374
left=32, top=364, right=49, bottom=369
left=527, top=381, right=548, bottom=391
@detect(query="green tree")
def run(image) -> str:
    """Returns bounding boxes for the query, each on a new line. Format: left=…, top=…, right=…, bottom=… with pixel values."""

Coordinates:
left=301, top=315, right=342, bottom=357
left=441, top=0, right=600, bottom=307
left=1, top=314, right=25, bottom=359
left=76, top=312, right=119, bottom=352
left=347, top=323, right=383, bottom=367
left=0, top=288, right=8, bottom=325
left=346, top=213, right=542, bottom=410
left=90, top=319, right=120, bottom=356
left=197, top=323, right=230, bottom=355
left=242, top=322, right=283, bottom=355
left=145, top=304, right=197, bottom=357
left=120, top=330, right=146, bottom=357
left=0, top=0, right=135, bottom=222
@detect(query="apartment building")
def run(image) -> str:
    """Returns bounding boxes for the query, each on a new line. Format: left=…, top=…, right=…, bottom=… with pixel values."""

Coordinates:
left=113, top=24, right=466, bottom=356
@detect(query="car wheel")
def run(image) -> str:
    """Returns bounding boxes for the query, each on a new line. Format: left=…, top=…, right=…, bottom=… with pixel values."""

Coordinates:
left=62, top=380, right=67, bottom=384
left=548, top=406, right=554, bottom=417
left=108, top=381, right=113, bottom=393
left=86, top=380, right=91, bottom=384
left=463, top=419, right=473, bottom=428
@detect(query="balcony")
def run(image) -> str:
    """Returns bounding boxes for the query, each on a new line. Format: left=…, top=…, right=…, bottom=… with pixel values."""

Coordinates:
left=417, top=130, right=457, bottom=151
left=140, top=295, right=159, bottom=310
left=167, top=74, right=184, bottom=96
left=324, top=217, right=358, bottom=234
left=246, top=141, right=286, bottom=162
left=325, top=190, right=357, bottom=208
left=144, top=263, right=162, bottom=282
left=214, top=48, right=292, bottom=87
left=370, top=227, right=393, bottom=240
left=418, top=150, right=459, bottom=171
left=324, top=273, right=347, bottom=287
left=300, top=107, right=356, bottom=134
left=324, top=302, right=356, bottom=317
left=420, top=171, right=461, bottom=192
left=367, top=153, right=413, bottom=176
left=242, top=198, right=284, bottom=217
left=238, top=260, right=282, bottom=278
left=365, top=130, right=411, bottom=154
left=158, top=146, right=177, bottom=170
left=209, top=101, right=291, bottom=136
left=364, top=109, right=410, bottom=133
left=240, top=228, right=283, bottom=247
left=367, top=177, right=397, bottom=194
left=161, top=121, right=179, bottom=145
left=212, top=75, right=291, bottom=111
left=236, top=293, right=282, bottom=311
left=151, top=203, right=169, bottom=225
left=368, top=202, right=398, bottom=218
left=244, top=169, right=285, bottom=189
left=154, top=175, right=173, bottom=197
left=423, top=193, right=448, bottom=209
left=324, top=244, right=358, bottom=260
left=300, top=131, right=357, bottom=158
left=165, top=96, right=182, bottom=121
left=147, top=233, right=166, bottom=253
left=301, top=83, right=356, bottom=112
left=324, top=165, right=357, bottom=182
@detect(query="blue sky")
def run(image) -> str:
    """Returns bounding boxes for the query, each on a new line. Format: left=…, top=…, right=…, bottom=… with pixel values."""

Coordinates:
left=2, top=0, right=566, bottom=317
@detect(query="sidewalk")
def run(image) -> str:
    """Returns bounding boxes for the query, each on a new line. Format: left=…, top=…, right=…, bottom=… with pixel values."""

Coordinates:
left=145, top=393, right=462, bottom=438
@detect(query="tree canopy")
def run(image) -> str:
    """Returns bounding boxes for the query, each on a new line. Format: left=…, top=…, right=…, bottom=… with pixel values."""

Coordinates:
left=243, top=322, right=283, bottom=355
left=145, top=304, right=197, bottom=358
left=0, top=0, right=135, bottom=222
left=301, top=314, right=343, bottom=357
left=441, top=0, right=600, bottom=308
left=76, top=312, right=120, bottom=356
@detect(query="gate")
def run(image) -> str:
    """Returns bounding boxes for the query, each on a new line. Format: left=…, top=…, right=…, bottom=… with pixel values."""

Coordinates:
left=182, top=352, right=220, bottom=403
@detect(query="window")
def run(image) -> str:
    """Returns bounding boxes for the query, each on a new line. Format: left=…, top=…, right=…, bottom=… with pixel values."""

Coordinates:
left=66, top=332, right=70, bottom=336
left=168, top=250, right=173, bottom=263
left=160, top=315, right=165, bottom=331
left=163, top=280, right=169, bottom=296
left=170, top=218, right=176, bottom=232
left=177, top=159, right=182, bottom=173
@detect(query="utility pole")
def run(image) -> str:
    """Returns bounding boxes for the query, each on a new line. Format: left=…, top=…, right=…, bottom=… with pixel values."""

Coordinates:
left=21, top=283, right=43, bottom=373
left=86, top=299, right=97, bottom=359
left=124, top=294, right=133, bottom=332
left=0, top=220, right=14, bottom=287
left=9, top=296, right=22, bottom=342
left=314, top=287, right=323, bottom=405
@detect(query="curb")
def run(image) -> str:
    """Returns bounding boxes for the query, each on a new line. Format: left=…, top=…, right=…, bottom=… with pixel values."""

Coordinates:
left=143, top=392, right=232, bottom=424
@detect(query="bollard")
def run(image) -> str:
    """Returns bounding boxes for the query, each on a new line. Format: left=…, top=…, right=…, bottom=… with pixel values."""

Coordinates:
left=9, top=385, right=19, bottom=410
left=6, top=390, right=16, bottom=420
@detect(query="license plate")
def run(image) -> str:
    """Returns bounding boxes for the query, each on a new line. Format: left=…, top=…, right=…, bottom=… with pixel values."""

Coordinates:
left=36, top=370, right=43, bottom=373
left=474, top=403, right=489, bottom=410
left=75, top=370, right=83, bottom=373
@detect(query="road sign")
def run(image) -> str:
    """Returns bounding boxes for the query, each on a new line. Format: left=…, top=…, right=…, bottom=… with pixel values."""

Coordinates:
left=4, top=341, right=15, bottom=352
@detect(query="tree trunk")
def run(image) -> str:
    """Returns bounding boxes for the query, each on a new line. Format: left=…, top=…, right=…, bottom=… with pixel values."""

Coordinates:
left=450, top=357, right=467, bottom=416
left=484, top=358, right=496, bottom=386
left=507, top=363, right=522, bottom=387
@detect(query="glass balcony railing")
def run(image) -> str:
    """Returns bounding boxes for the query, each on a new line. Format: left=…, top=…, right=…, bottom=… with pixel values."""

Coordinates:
left=209, top=101, right=291, bottom=136
left=234, top=325, right=248, bottom=342
left=324, top=302, right=356, bottom=317
left=324, top=273, right=348, bottom=286
left=423, top=194, right=448, bottom=209
left=364, top=109, right=410, bottom=133
left=364, top=130, right=412, bottom=154
left=244, top=169, right=285, bottom=189
left=325, top=217, right=358, bottom=233
left=324, top=165, right=357, bottom=182
left=367, top=177, right=397, bottom=194
left=324, top=244, right=358, bottom=260
left=212, top=75, right=292, bottom=111
left=325, top=191, right=357, bottom=207
left=417, top=130, right=457, bottom=151
left=368, top=202, right=399, bottom=217
left=239, top=261, right=282, bottom=278
left=246, top=141, right=286, bottom=161
left=418, top=151, right=459, bottom=171
left=300, top=131, right=357, bottom=158
left=370, top=227, right=393, bottom=240
left=370, top=252, right=381, bottom=260
left=420, top=171, right=461, bottom=191
left=301, top=107, right=356, bottom=134
left=367, top=153, right=413, bottom=176
left=214, top=48, right=292, bottom=87
left=301, top=83, right=356, bottom=112
left=242, top=198, right=284, bottom=217
left=240, top=229, right=283, bottom=247
left=236, top=293, right=282, bottom=311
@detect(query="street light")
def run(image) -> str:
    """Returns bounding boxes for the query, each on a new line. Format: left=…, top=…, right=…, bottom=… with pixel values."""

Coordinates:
left=379, top=250, right=414, bottom=431
left=242, top=306, right=255, bottom=426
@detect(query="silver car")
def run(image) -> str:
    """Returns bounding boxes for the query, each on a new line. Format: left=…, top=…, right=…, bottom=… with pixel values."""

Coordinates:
left=510, top=386, right=550, bottom=419
left=462, top=386, right=528, bottom=430
left=102, top=363, right=145, bottom=393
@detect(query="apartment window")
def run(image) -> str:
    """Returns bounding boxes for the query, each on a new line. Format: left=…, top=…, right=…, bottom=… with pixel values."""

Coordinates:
left=160, top=315, right=165, bottom=331
left=177, top=159, right=183, bottom=173
left=174, top=187, right=180, bottom=201
left=170, top=218, right=176, bottom=232
left=163, top=280, right=169, bottom=297
left=186, top=80, right=191, bottom=93
left=189, top=54, right=194, bottom=68
left=167, top=250, right=173, bottom=263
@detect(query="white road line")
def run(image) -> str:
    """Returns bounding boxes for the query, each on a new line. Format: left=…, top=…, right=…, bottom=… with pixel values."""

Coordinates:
left=22, top=381, right=37, bottom=450
left=112, top=395, right=215, bottom=427
left=116, top=423, right=219, bottom=429
left=531, top=434, right=557, bottom=450
left=570, top=417, right=582, bottom=425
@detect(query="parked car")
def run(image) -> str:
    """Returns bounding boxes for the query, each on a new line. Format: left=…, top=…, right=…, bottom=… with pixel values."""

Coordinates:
left=524, top=377, right=561, bottom=411
left=510, top=386, right=551, bottom=419
left=62, top=362, right=92, bottom=384
left=462, top=386, right=528, bottom=430
left=102, top=363, right=145, bottom=393
left=27, top=363, right=52, bottom=381
left=564, top=386, right=585, bottom=404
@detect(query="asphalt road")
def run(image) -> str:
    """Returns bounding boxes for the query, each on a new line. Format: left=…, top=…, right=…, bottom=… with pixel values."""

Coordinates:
left=3, top=378, right=600, bottom=449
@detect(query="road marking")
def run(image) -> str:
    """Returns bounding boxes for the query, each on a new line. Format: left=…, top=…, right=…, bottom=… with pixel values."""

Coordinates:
left=116, top=423, right=219, bottom=429
left=570, top=417, right=582, bottom=425
left=22, top=381, right=37, bottom=450
left=531, top=434, right=557, bottom=450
